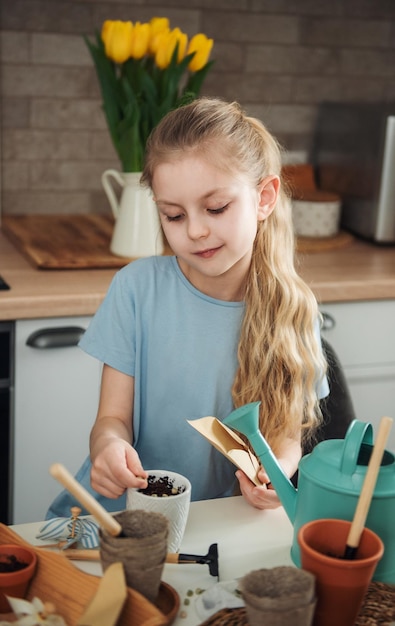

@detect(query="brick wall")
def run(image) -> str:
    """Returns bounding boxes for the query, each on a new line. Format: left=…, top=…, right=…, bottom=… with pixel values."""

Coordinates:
left=1, top=0, right=395, bottom=216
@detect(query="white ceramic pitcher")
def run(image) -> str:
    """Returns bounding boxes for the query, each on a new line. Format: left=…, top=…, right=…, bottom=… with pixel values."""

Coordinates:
left=102, top=169, right=164, bottom=258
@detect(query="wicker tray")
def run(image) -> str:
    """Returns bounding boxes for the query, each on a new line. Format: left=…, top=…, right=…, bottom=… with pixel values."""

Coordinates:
left=296, top=230, right=354, bottom=253
left=0, top=524, right=171, bottom=626
left=199, top=580, right=395, bottom=625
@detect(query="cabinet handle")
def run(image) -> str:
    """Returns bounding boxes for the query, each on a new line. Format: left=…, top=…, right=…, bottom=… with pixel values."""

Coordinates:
left=321, top=312, right=336, bottom=331
left=26, top=326, right=85, bottom=349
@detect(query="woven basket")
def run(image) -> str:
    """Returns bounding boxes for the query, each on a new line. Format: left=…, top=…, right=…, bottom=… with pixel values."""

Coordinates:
left=0, top=523, right=167, bottom=626
left=199, top=580, right=395, bottom=626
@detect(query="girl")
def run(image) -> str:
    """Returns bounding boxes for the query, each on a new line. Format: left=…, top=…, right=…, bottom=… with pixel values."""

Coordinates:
left=47, top=98, right=328, bottom=518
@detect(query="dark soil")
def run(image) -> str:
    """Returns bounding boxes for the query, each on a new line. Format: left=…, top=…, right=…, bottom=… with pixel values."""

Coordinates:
left=326, top=552, right=342, bottom=559
left=0, top=554, right=28, bottom=573
left=138, top=474, right=186, bottom=497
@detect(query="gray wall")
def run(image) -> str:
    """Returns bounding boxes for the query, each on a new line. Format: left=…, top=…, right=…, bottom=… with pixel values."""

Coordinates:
left=1, top=0, right=395, bottom=216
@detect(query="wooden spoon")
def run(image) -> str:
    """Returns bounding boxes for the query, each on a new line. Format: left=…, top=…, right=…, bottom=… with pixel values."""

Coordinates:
left=49, top=463, right=123, bottom=537
left=343, top=416, right=393, bottom=559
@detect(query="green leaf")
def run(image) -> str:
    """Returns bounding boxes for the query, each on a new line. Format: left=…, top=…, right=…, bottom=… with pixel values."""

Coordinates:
left=118, top=122, right=144, bottom=171
left=185, top=59, right=215, bottom=96
left=84, top=34, right=122, bottom=151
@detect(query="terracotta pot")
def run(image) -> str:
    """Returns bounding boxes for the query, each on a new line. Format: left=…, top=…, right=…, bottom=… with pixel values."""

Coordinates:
left=0, top=544, right=37, bottom=613
left=298, top=519, right=384, bottom=626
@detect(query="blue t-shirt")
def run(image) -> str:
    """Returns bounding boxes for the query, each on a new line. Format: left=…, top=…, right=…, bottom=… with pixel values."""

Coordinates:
left=46, top=255, right=328, bottom=518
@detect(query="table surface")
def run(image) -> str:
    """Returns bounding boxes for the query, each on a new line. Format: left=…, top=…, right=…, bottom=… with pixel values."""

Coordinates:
left=11, top=496, right=294, bottom=626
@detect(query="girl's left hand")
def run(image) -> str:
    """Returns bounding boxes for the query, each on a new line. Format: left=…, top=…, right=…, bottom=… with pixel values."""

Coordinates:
left=236, top=468, right=281, bottom=510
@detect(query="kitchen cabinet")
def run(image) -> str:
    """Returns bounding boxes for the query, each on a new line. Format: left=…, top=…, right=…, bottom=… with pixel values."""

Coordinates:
left=13, top=316, right=101, bottom=523
left=320, top=300, right=395, bottom=452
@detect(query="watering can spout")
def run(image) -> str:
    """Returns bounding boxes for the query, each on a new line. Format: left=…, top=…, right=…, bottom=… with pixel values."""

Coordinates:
left=223, top=402, right=297, bottom=523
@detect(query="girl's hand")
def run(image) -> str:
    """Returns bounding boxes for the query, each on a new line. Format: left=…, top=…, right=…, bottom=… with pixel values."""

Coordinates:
left=236, top=468, right=281, bottom=510
left=90, top=438, right=148, bottom=499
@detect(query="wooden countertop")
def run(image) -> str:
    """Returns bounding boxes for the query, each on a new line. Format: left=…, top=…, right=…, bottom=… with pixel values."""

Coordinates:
left=1, top=230, right=395, bottom=321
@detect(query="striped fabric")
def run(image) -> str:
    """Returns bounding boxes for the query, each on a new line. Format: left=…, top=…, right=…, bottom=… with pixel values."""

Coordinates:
left=36, top=515, right=99, bottom=549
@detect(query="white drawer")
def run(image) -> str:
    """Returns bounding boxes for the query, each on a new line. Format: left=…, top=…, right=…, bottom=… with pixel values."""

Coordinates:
left=319, top=300, right=395, bottom=368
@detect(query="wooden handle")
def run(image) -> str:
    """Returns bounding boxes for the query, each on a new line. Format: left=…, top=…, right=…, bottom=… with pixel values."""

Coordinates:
left=165, top=553, right=180, bottom=565
left=57, top=549, right=179, bottom=563
left=49, top=463, right=122, bottom=537
left=61, top=548, right=100, bottom=561
left=346, top=416, right=393, bottom=548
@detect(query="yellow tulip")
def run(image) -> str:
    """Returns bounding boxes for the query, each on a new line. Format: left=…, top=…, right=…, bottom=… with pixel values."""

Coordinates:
left=149, top=17, right=170, bottom=54
left=171, top=28, right=188, bottom=62
left=187, top=33, right=214, bottom=71
left=154, top=27, right=188, bottom=69
left=101, top=20, right=112, bottom=45
left=154, top=31, right=170, bottom=69
left=130, top=22, right=150, bottom=59
left=150, top=17, right=170, bottom=36
left=101, top=20, right=133, bottom=64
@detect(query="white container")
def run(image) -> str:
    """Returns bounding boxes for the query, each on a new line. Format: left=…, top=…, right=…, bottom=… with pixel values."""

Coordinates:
left=102, top=170, right=164, bottom=258
left=126, top=470, right=191, bottom=553
left=292, top=196, right=342, bottom=238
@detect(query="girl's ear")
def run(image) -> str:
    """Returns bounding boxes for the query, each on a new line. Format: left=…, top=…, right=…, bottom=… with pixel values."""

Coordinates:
left=257, top=175, right=280, bottom=221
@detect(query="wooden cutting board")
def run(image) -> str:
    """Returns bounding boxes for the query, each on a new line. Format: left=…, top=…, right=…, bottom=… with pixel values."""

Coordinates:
left=2, top=214, right=134, bottom=270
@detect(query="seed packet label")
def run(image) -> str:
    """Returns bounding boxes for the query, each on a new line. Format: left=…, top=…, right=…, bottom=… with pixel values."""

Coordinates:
left=77, top=561, right=127, bottom=626
left=187, top=417, right=261, bottom=485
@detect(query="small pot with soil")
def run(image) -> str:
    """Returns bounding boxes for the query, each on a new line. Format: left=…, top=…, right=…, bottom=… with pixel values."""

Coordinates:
left=0, top=544, right=38, bottom=613
left=100, top=509, right=168, bottom=604
left=126, top=470, right=192, bottom=553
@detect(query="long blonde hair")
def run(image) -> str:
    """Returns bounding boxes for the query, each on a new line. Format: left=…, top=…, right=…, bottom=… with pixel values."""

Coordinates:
left=142, top=98, right=325, bottom=453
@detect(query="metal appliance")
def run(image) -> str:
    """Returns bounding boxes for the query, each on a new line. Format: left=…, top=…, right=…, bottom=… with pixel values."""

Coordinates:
left=311, top=102, right=395, bottom=244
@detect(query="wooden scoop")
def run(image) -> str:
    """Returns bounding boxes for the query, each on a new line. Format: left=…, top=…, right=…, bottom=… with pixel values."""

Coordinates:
left=343, top=416, right=393, bottom=559
left=49, top=463, right=123, bottom=537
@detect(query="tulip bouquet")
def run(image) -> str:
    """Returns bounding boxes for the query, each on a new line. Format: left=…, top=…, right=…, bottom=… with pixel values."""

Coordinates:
left=85, top=17, right=214, bottom=172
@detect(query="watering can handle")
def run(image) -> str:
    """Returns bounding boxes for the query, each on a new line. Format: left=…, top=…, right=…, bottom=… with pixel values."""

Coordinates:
left=101, top=169, right=125, bottom=219
left=340, top=420, right=373, bottom=475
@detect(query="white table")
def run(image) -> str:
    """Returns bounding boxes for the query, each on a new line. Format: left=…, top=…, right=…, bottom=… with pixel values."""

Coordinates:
left=12, top=496, right=294, bottom=625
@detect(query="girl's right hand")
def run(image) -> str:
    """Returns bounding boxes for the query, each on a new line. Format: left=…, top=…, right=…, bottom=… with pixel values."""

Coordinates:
left=90, top=438, right=148, bottom=498
left=236, top=469, right=281, bottom=510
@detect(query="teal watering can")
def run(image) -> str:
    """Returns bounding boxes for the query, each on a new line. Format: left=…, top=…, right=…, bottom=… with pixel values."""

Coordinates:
left=223, top=401, right=395, bottom=583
